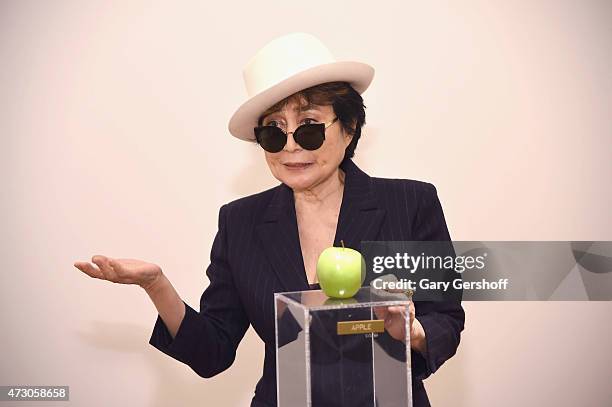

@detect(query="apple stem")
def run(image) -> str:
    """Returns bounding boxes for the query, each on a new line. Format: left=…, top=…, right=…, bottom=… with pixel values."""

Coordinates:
left=341, top=239, right=345, bottom=249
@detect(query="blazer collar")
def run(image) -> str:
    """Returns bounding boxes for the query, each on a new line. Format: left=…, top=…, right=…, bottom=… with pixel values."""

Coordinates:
left=255, top=157, right=386, bottom=292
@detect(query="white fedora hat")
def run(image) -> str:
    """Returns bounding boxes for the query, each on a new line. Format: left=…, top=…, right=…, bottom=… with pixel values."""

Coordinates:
left=228, top=32, right=375, bottom=142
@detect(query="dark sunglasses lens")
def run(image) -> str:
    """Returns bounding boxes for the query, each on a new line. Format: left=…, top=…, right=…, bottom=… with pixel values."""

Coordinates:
left=294, top=124, right=325, bottom=150
left=256, top=127, right=286, bottom=153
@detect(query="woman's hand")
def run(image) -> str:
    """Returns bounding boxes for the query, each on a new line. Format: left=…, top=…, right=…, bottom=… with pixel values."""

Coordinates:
left=373, top=301, right=427, bottom=354
left=74, top=255, right=163, bottom=291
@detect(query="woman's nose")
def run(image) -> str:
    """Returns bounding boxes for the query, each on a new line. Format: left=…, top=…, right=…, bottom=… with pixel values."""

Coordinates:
left=283, top=126, right=302, bottom=152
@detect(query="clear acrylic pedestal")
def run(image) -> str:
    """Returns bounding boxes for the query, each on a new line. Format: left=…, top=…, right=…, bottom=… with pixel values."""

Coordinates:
left=274, top=286, right=412, bottom=407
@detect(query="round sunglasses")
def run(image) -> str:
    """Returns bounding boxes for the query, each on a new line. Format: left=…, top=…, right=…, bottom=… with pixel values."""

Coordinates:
left=254, top=117, right=339, bottom=153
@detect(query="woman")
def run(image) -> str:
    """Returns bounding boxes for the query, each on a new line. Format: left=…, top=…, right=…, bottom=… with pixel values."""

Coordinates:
left=74, top=33, right=464, bottom=406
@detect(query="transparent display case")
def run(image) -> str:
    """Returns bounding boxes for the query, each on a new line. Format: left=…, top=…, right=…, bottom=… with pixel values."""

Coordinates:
left=275, top=286, right=413, bottom=407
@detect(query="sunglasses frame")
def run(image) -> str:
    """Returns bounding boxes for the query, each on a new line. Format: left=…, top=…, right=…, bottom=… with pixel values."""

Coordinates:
left=254, top=116, right=339, bottom=153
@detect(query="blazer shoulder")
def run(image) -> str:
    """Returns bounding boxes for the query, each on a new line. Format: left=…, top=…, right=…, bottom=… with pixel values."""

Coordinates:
left=371, top=176, right=438, bottom=196
left=221, top=183, right=281, bottom=218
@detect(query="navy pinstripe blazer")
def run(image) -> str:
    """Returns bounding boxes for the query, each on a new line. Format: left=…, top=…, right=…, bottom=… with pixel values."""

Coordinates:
left=149, top=157, right=465, bottom=407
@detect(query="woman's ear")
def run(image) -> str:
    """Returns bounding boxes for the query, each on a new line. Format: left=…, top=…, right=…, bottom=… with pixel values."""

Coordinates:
left=343, top=119, right=357, bottom=146
left=344, top=132, right=354, bottom=147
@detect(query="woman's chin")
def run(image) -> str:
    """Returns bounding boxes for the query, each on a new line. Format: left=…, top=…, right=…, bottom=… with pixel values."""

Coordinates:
left=280, top=174, right=315, bottom=191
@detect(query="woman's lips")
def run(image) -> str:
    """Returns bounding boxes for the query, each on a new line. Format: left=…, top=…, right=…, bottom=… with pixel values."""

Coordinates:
left=284, top=162, right=313, bottom=170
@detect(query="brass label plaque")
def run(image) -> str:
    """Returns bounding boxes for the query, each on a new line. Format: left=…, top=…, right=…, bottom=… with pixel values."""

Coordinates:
left=337, top=319, right=385, bottom=335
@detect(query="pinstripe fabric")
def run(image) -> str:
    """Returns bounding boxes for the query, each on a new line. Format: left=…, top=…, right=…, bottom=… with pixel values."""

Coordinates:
left=149, top=157, right=465, bottom=407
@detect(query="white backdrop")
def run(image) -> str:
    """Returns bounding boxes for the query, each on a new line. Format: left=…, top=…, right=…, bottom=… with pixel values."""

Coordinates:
left=2, top=0, right=611, bottom=405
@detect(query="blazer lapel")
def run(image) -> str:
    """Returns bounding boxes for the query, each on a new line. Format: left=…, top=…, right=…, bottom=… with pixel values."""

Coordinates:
left=332, top=158, right=386, bottom=252
left=255, top=157, right=386, bottom=293
left=255, top=182, right=308, bottom=293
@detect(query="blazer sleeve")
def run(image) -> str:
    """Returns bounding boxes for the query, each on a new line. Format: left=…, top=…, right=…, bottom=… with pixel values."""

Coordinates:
left=410, top=182, right=465, bottom=382
left=148, top=204, right=250, bottom=378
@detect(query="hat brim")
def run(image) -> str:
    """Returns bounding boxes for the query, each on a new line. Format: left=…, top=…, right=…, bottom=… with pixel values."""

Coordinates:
left=228, top=61, right=374, bottom=142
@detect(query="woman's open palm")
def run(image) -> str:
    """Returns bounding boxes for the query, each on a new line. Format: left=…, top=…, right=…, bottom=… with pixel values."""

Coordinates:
left=74, top=255, right=162, bottom=290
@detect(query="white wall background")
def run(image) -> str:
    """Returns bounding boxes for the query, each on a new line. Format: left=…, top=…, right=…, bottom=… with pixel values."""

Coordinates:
left=1, top=0, right=611, bottom=406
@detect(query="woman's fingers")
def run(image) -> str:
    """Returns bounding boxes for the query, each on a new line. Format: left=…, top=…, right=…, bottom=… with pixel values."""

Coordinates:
left=91, top=255, right=119, bottom=283
left=374, top=306, right=404, bottom=325
left=373, top=306, right=389, bottom=320
left=375, top=305, right=407, bottom=316
left=387, top=305, right=406, bottom=315
left=74, top=261, right=105, bottom=280
left=372, top=303, right=417, bottom=343
left=408, top=301, right=415, bottom=323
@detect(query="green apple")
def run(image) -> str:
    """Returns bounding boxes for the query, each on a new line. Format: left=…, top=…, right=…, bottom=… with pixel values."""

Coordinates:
left=316, top=242, right=366, bottom=299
